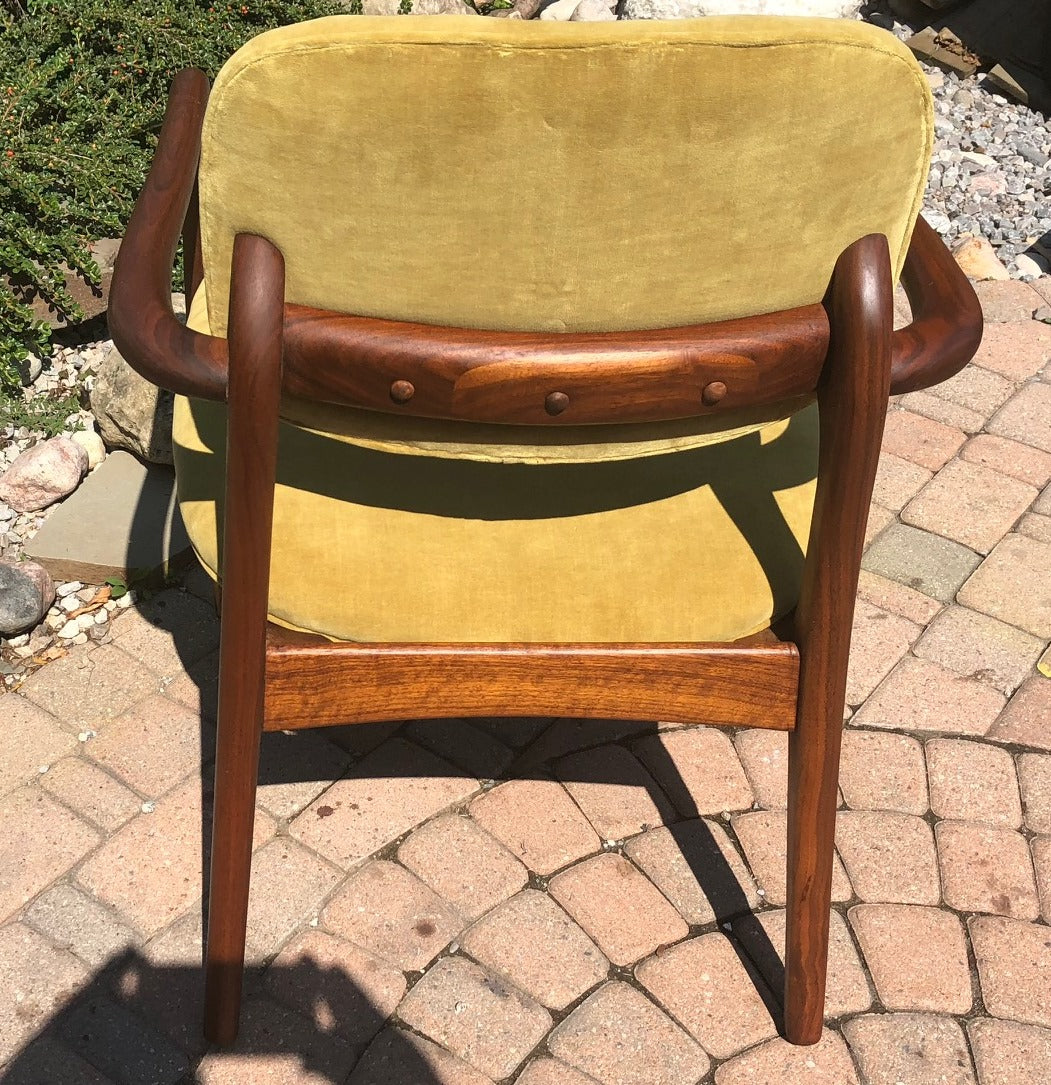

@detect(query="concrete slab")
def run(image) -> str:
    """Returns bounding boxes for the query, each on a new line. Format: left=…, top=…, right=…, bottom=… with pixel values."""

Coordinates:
left=26, top=451, right=192, bottom=584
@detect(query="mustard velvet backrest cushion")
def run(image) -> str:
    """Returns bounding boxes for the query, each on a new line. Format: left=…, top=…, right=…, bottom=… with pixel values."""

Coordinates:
left=198, top=16, right=932, bottom=339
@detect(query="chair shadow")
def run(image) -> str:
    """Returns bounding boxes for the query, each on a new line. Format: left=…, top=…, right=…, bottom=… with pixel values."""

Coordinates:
left=0, top=394, right=816, bottom=1078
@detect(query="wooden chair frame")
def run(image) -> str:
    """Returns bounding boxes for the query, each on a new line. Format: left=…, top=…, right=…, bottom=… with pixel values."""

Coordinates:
left=109, top=70, right=983, bottom=1049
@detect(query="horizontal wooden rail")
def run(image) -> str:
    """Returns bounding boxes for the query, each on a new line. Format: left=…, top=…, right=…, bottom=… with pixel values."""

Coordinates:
left=263, top=634, right=800, bottom=731
left=281, top=304, right=830, bottom=425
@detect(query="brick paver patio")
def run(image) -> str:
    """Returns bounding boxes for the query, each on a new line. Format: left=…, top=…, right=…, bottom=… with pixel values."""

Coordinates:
left=1, top=279, right=1049, bottom=1083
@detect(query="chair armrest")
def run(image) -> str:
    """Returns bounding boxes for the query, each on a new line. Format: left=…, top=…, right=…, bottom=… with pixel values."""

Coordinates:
left=889, top=215, right=983, bottom=395
left=108, top=69, right=229, bottom=401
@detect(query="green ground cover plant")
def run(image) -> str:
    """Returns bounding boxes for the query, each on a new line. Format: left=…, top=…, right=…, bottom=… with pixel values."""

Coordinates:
left=0, top=0, right=342, bottom=397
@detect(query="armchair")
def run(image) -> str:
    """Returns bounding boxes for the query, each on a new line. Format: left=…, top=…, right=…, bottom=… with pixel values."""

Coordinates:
left=108, top=15, right=982, bottom=1048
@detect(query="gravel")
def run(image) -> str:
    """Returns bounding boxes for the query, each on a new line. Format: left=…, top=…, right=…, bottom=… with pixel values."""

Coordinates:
left=864, top=2, right=1051, bottom=279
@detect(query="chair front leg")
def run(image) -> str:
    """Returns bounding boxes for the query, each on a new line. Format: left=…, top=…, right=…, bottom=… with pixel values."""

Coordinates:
left=203, top=233, right=285, bottom=1046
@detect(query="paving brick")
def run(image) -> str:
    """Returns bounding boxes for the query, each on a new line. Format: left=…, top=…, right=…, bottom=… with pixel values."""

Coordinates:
left=634, top=728, right=753, bottom=817
left=244, top=838, right=341, bottom=961
left=1, top=697, right=76, bottom=797
left=861, top=523, right=982, bottom=602
left=898, top=389, right=987, bottom=434
left=974, top=279, right=1043, bottom=322
left=118, top=913, right=208, bottom=1060
left=509, top=718, right=658, bottom=772
left=988, top=382, right=1051, bottom=454
left=836, top=811, right=939, bottom=904
left=926, top=738, right=1022, bottom=826
left=990, top=672, right=1051, bottom=751
left=856, top=569, right=943, bottom=625
left=1031, top=836, right=1051, bottom=923
left=902, top=461, right=1037, bottom=554
left=289, top=738, right=476, bottom=869
left=733, top=729, right=788, bottom=809
left=915, top=606, right=1044, bottom=695
left=24, top=882, right=136, bottom=967
left=872, top=453, right=933, bottom=512
left=0, top=1035, right=113, bottom=1085
left=839, top=730, right=928, bottom=815
left=0, top=923, right=88, bottom=1065
left=865, top=503, right=895, bottom=547
left=77, top=776, right=269, bottom=937
left=1019, top=754, right=1051, bottom=833
left=937, top=821, right=1039, bottom=919
left=162, top=650, right=218, bottom=722
left=461, top=889, right=607, bottom=1010
left=636, top=933, right=777, bottom=1059
left=549, top=852, right=687, bottom=967
left=256, top=729, right=350, bottom=821
left=850, top=904, right=971, bottom=1013
left=971, top=915, right=1051, bottom=1027
left=554, top=745, right=674, bottom=841
left=929, top=363, right=1015, bottom=415
left=323, top=860, right=462, bottom=972
left=851, top=657, right=1007, bottom=737
left=61, top=994, right=190, bottom=1085
left=548, top=981, right=709, bottom=1085
left=86, top=694, right=210, bottom=799
left=845, top=600, right=922, bottom=707
left=713, top=1029, right=859, bottom=1085
left=623, top=818, right=760, bottom=924
left=471, top=715, right=551, bottom=751
left=0, top=786, right=100, bottom=923
left=732, top=908, right=872, bottom=1018
left=843, top=1013, right=976, bottom=1085
left=972, top=319, right=1051, bottom=379
left=194, top=996, right=357, bottom=1085
left=732, top=810, right=851, bottom=906
left=397, top=813, right=527, bottom=921
left=469, top=777, right=600, bottom=876
left=968, top=1018, right=1051, bottom=1085
left=398, top=956, right=551, bottom=1080
left=1020, top=512, right=1051, bottom=542
left=348, top=1027, right=494, bottom=1085
left=265, top=930, right=405, bottom=1044
left=405, top=718, right=514, bottom=780
left=39, top=757, right=141, bottom=831
left=882, top=410, right=966, bottom=471
left=961, top=535, right=1051, bottom=640
left=109, top=589, right=219, bottom=678
left=516, top=1058, right=601, bottom=1085
left=962, top=434, right=1051, bottom=488
left=20, top=644, right=158, bottom=732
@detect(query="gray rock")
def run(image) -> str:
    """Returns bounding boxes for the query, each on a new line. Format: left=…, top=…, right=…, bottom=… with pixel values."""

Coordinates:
left=17, top=353, right=42, bottom=388
left=0, top=438, right=88, bottom=513
left=0, top=557, right=55, bottom=636
left=70, top=427, right=106, bottom=470
left=90, top=344, right=174, bottom=465
left=570, top=0, right=615, bottom=17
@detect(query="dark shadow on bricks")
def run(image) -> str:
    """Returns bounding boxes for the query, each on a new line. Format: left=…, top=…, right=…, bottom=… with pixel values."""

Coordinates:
left=0, top=950, right=459, bottom=1084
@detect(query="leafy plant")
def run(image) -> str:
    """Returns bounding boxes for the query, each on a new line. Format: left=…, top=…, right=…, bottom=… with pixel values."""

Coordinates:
left=0, top=0, right=343, bottom=395
left=0, top=389, right=82, bottom=436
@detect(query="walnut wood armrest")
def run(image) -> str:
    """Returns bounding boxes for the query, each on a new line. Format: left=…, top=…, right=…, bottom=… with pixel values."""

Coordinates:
left=108, top=69, right=229, bottom=402
left=890, top=215, right=983, bottom=395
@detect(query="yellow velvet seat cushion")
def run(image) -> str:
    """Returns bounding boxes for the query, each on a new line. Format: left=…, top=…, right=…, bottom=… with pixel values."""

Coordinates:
left=174, top=392, right=818, bottom=643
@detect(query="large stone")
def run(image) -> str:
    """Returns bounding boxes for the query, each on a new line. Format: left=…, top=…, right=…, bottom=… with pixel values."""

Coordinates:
left=623, top=0, right=861, bottom=18
left=953, top=235, right=1011, bottom=282
left=0, top=437, right=88, bottom=512
left=24, top=451, right=192, bottom=584
left=90, top=344, right=174, bottom=465
left=0, top=558, right=54, bottom=636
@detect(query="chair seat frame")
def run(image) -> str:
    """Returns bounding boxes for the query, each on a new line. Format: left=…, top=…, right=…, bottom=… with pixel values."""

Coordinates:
left=109, top=70, right=983, bottom=1049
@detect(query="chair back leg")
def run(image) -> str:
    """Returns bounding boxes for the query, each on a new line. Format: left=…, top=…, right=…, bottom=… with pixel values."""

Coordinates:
left=784, top=234, right=893, bottom=1044
left=203, top=234, right=285, bottom=1046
